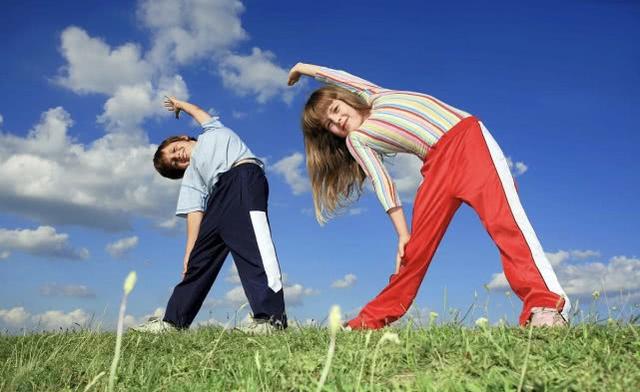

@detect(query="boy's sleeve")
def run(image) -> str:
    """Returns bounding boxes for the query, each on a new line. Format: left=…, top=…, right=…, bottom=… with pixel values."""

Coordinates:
left=175, top=165, right=208, bottom=218
left=346, top=132, right=401, bottom=212
left=314, top=66, right=385, bottom=105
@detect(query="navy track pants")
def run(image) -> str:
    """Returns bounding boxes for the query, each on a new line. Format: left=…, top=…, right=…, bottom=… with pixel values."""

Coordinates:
left=163, top=163, right=286, bottom=328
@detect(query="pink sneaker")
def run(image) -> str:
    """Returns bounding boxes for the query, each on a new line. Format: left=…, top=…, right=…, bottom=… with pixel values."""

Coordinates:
left=528, top=307, right=567, bottom=327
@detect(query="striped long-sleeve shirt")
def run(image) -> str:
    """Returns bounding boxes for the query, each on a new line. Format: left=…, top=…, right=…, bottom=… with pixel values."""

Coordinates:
left=315, top=67, right=472, bottom=211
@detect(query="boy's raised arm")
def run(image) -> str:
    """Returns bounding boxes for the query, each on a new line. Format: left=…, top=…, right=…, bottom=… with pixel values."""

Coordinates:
left=164, top=96, right=212, bottom=126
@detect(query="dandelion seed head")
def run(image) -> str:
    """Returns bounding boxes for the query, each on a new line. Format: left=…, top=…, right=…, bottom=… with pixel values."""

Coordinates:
left=475, top=317, right=489, bottom=328
left=328, top=305, right=342, bottom=334
left=123, top=271, right=137, bottom=295
left=379, top=332, right=400, bottom=345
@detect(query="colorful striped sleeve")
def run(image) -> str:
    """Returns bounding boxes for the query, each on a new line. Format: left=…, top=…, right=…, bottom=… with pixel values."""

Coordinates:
left=346, top=132, right=401, bottom=212
left=314, top=66, right=384, bottom=105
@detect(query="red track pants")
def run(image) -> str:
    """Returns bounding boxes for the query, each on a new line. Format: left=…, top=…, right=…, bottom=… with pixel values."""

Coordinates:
left=347, top=117, right=569, bottom=329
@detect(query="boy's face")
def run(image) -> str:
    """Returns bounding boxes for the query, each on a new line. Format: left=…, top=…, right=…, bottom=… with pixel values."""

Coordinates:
left=162, top=139, right=195, bottom=171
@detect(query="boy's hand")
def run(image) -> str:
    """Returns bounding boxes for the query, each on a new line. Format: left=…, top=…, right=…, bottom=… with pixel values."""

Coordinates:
left=164, top=96, right=183, bottom=119
left=181, top=256, right=189, bottom=280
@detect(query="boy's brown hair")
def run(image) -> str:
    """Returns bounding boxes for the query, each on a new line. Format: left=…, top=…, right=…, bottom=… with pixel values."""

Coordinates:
left=153, top=135, right=196, bottom=179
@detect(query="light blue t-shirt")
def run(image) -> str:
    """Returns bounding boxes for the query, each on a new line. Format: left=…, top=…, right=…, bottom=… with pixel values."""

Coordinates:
left=175, top=117, right=260, bottom=217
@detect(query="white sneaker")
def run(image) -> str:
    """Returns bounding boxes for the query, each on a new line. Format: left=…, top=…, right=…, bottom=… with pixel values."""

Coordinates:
left=529, top=307, right=567, bottom=327
left=236, top=317, right=277, bottom=335
left=131, top=317, right=178, bottom=334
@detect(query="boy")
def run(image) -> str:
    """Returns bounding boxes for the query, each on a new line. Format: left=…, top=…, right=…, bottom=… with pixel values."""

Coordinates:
left=133, top=97, right=287, bottom=334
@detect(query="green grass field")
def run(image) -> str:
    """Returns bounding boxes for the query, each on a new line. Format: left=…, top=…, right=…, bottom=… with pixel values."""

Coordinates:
left=1, top=322, right=638, bottom=391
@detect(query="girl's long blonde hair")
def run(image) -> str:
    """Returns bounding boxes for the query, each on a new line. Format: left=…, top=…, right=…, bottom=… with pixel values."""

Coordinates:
left=302, top=86, right=371, bottom=224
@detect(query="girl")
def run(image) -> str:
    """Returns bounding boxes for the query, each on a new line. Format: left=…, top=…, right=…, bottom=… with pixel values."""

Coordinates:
left=288, top=63, right=569, bottom=329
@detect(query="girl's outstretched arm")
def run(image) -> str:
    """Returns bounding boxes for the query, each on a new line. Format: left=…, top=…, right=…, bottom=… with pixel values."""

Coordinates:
left=164, top=96, right=212, bottom=125
left=288, top=63, right=382, bottom=104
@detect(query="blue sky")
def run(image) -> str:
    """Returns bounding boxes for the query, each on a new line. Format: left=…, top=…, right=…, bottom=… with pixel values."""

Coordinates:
left=1, top=0, right=639, bottom=331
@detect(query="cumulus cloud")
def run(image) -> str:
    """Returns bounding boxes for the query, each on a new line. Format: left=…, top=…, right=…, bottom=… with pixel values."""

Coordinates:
left=331, top=273, right=357, bottom=289
left=232, top=110, right=247, bottom=119
left=106, top=236, right=139, bottom=258
left=0, top=307, right=30, bottom=327
left=56, top=26, right=152, bottom=95
left=384, top=154, right=424, bottom=202
left=33, top=308, right=91, bottom=330
left=224, top=285, right=248, bottom=306
left=224, top=281, right=318, bottom=308
left=219, top=47, right=299, bottom=104
left=486, top=250, right=640, bottom=297
left=506, top=156, right=528, bottom=177
left=138, top=0, right=248, bottom=68
left=225, top=263, right=241, bottom=284
left=272, top=152, right=310, bottom=195
left=348, top=207, right=366, bottom=216
left=283, top=283, right=319, bottom=306
left=0, top=226, right=88, bottom=260
left=40, top=283, right=95, bottom=298
left=123, top=307, right=164, bottom=328
left=0, top=107, right=180, bottom=231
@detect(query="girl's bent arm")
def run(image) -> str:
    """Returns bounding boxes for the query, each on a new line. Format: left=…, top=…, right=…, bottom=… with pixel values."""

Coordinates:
left=182, top=210, right=204, bottom=278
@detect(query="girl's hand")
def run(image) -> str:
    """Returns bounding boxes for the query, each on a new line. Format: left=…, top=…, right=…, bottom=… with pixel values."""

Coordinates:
left=395, top=234, right=410, bottom=273
left=164, top=96, right=183, bottom=119
left=287, top=63, right=304, bottom=86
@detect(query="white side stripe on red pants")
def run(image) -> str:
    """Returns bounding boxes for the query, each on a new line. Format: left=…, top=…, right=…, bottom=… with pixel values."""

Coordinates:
left=479, top=122, right=570, bottom=319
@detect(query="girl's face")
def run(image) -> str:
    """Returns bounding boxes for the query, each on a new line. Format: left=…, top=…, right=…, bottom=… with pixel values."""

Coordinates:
left=162, top=139, right=195, bottom=170
left=324, top=99, right=366, bottom=138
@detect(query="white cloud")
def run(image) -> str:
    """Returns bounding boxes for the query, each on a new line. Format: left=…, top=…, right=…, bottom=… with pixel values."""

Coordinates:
left=560, top=255, right=640, bottom=296
left=506, top=156, right=528, bottom=177
left=224, top=285, right=248, bottom=306
left=124, top=307, right=164, bottom=328
left=486, top=272, right=509, bottom=290
left=272, top=152, right=310, bottom=195
left=0, top=226, right=88, bottom=260
left=219, top=47, right=298, bottom=103
left=545, top=250, right=571, bottom=267
left=0, top=307, right=30, bottom=327
left=571, top=250, right=600, bottom=260
left=157, top=217, right=181, bottom=230
left=486, top=251, right=640, bottom=297
left=384, top=154, right=424, bottom=202
left=106, top=236, right=139, bottom=258
left=284, top=283, right=319, bottom=306
left=348, top=207, right=366, bottom=216
left=232, top=110, right=247, bottom=119
left=138, top=0, right=248, bottom=68
left=225, top=263, right=241, bottom=284
left=33, top=308, right=90, bottom=330
left=56, top=26, right=152, bottom=95
left=0, top=107, right=180, bottom=231
left=331, top=273, right=357, bottom=289
left=0, top=251, right=9, bottom=260
left=0, top=113, right=3, bottom=126
left=40, top=283, right=95, bottom=298
left=223, top=281, right=318, bottom=308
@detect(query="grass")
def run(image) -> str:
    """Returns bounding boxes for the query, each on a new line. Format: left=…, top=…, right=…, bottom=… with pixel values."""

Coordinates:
left=1, top=322, right=638, bottom=391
